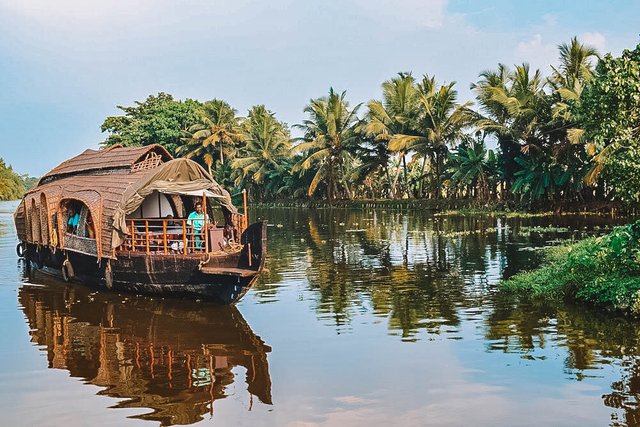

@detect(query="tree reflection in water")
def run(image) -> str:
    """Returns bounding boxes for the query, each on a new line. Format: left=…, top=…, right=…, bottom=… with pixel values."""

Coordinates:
left=18, top=281, right=272, bottom=426
left=256, top=208, right=639, bottom=424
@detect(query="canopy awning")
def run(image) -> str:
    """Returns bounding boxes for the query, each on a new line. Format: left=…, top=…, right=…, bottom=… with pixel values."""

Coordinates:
left=111, top=158, right=237, bottom=249
left=161, top=189, right=222, bottom=198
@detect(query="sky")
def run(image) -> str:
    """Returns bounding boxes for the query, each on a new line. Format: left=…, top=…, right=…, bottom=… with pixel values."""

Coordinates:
left=0, top=0, right=638, bottom=177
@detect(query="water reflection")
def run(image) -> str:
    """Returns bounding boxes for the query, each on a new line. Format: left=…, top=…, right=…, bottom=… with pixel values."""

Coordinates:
left=256, top=208, right=623, bottom=340
left=18, top=280, right=272, bottom=426
left=7, top=201, right=640, bottom=426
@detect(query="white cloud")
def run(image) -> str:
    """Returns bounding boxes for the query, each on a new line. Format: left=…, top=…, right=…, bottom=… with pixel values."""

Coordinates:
left=515, top=34, right=558, bottom=72
left=0, top=0, right=155, bottom=26
left=580, top=31, right=606, bottom=52
left=351, top=0, right=448, bottom=28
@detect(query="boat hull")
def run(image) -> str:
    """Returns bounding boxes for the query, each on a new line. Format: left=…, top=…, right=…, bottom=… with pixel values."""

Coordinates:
left=24, top=247, right=257, bottom=304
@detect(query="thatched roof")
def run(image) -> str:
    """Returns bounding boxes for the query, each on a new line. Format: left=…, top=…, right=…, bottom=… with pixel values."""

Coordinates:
left=38, top=145, right=172, bottom=185
left=16, top=145, right=235, bottom=259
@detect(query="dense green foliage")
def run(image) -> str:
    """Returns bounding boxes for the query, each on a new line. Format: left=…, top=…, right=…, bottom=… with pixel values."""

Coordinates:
left=98, top=40, right=640, bottom=206
left=574, top=44, right=640, bottom=203
left=0, top=158, right=34, bottom=201
left=502, top=221, right=640, bottom=313
left=101, top=93, right=201, bottom=156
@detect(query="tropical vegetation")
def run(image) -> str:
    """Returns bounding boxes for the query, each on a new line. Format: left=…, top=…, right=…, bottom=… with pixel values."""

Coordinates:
left=99, top=40, right=640, bottom=209
left=502, top=220, right=640, bottom=314
left=0, top=159, right=35, bottom=201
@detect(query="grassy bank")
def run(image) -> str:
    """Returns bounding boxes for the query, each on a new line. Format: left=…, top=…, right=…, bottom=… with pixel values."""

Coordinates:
left=501, top=220, right=640, bottom=314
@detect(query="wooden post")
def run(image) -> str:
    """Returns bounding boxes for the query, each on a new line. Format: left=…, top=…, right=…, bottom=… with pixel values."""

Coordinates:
left=130, top=220, right=135, bottom=251
left=145, top=220, right=149, bottom=253
left=242, top=189, right=248, bottom=232
left=163, top=220, right=167, bottom=255
left=203, top=192, right=209, bottom=253
left=182, top=220, right=187, bottom=255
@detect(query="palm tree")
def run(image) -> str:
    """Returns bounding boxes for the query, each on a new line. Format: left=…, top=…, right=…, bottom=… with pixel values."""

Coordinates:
left=232, top=105, right=291, bottom=197
left=448, top=136, right=497, bottom=202
left=390, top=75, right=474, bottom=198
left=472, top=64, right=548, bottom=196
left=364, top=72, right=419, bottom=198
left=548, top=38, right=601, bottom=194
left=293, top=88, right=361, bottom=200
left=551, top=37, right=599, bottom=91
left=179, top=99, right=244, bottom=175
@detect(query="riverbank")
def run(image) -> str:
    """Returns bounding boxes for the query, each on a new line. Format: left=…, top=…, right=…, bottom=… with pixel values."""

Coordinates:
left=501, top=220, right=640, bottom=314
left=252, top=198, right=635, bottom=215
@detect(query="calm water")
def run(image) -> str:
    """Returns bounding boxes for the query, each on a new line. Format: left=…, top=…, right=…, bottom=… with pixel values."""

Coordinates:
left=2, top=200, right=640, bottom=426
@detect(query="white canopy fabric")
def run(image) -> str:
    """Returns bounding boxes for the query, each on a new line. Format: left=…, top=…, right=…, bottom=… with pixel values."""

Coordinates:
left=111, top=158, right=237, bottom=249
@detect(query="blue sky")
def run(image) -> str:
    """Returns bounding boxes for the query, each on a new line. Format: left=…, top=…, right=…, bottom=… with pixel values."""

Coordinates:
left=0, top=0, right=638, bottom=176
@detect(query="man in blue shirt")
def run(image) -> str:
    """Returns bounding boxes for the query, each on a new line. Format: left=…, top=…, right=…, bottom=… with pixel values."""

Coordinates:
left=66, top=206, right=80, bottom=233
left=187, top=202, right=210, bottom=249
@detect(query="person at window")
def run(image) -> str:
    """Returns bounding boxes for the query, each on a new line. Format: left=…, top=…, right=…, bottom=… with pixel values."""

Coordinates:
left=85, top=214, right=96, bottom=239
left=187, top=202, right=210, bottom=249
left=66, top=206, right=80, bottom=233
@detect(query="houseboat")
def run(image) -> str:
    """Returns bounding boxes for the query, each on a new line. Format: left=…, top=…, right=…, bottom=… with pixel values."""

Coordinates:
left=14, top=144, right=266, bottom=304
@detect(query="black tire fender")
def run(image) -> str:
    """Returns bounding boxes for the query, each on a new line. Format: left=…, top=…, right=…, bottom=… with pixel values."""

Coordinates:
left=62, top=259, right=74, bottom=282
left=105, top=261, right=113, bottom=290
left=16, top=243, right=25, bottom=258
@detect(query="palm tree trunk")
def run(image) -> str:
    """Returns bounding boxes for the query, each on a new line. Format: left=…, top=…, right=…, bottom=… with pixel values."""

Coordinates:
left=434, top=151, right=441, bottom=200
left=402, top=154, right=408, bottom=198
left=391, top=153, right=404, bottom=199
left=384, top=166, right=391, bottom=198
left=219, top=142, right=224, bottom=165
left=419, top=155, right=428, bottom=198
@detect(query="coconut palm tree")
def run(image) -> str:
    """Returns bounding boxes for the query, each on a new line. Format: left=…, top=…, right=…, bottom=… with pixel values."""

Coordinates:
left=364, top=72, right=419, bottom=198
left=472, top=64, right=549, bottom=197
left=390, top=75, right=474, bottom=198
left=448, top=136, right=498, bottom=202
left=293, top=88, right=361, bottom=200
left=232, top=105, right=291, bottom=198
left=179, top=99, right=244, bottom=175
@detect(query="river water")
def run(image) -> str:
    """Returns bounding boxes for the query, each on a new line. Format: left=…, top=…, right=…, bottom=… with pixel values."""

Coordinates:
left=1, top=200, right=640, bottom=426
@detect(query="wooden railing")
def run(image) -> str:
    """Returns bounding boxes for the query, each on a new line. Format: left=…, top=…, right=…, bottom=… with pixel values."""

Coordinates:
left=121, top=216, right=246, bottom=255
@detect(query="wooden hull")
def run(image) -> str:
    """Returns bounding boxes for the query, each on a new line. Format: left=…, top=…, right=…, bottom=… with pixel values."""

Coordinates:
left=22, top=221, right=267, bottom=305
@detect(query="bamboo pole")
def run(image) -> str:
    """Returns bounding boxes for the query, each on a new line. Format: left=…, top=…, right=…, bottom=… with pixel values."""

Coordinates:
left=163, top=220, right=167, bottom=255
left=130, top=220, right=135, bottom=251
left=242, top=189, right=248, bottom=232
left=203, top=192, right=208, bottom=253
left=145, top=220, right=149, bottom=253
left=182, top=221, right=187, bottom=255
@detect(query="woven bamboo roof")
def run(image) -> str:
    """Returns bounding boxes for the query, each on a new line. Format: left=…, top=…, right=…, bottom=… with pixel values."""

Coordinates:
left=16, top=144, right=234, bottom=259
left=38, top=144, right=172, bottom=184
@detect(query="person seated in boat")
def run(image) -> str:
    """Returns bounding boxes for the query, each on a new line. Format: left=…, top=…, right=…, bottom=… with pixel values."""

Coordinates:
left=85, top=214, right=96, bottom=239
left=165, top=214, right=181, bottom=231
left=66, top=206, right=80, bottom=233
left=187, top=202, right=210, bottom=249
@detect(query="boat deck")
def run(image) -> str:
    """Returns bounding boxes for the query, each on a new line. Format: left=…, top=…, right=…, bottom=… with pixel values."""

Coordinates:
left=199, top=267, right=257, bottom=277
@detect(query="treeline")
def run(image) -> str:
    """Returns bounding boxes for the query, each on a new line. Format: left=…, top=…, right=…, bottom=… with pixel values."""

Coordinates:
left=0, top=159, right=36, bottom=201
left=101, top=39, right=640, bottom=207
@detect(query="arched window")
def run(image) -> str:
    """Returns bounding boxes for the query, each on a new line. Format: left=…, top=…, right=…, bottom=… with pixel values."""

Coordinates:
left=40, top=193, right=49, bottom=245
left=60, top=199, right=98, bottom=256
left=30, top=199, right=41, bottom=243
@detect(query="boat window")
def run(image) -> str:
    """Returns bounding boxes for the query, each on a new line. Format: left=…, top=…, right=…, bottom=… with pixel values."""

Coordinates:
left=62, top=200, right=95, bottom=240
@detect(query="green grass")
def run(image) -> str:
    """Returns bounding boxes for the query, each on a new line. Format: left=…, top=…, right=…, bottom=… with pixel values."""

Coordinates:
left=501, top=220, right=640, bottom=313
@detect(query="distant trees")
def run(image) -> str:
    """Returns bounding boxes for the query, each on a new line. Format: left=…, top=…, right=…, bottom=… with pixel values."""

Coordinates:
left=0, top=159, right=30, bottom=201
left=101, top=93, right=201, bottom=156
left=573, top=43, right=640, bottom=203
left=179, top=99, right=244, bottom=175
left=97, top=39, right=640, bottom=207
left=293, top=89, right=361, bottom=201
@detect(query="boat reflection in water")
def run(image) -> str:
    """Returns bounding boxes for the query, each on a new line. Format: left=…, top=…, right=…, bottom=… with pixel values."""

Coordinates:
left=18, top=276, right=272, bottom=425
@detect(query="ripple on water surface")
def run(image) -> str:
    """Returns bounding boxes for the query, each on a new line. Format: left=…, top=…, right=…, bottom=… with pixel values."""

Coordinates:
left=1, top=202, right=639, bottom=426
